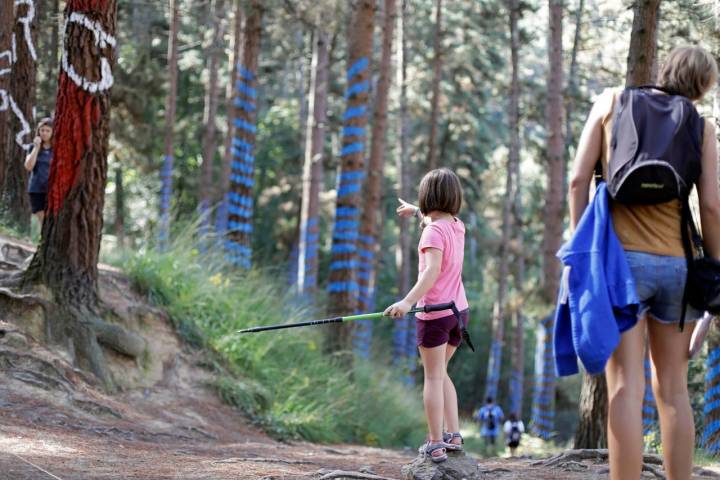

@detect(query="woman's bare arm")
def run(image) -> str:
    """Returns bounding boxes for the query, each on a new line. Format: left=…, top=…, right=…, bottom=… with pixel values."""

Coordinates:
left=24, top=137, right=41, bottom=172
left=697, top=120, right=720, bottom=259
left=568, top=91, right=613, bottom=231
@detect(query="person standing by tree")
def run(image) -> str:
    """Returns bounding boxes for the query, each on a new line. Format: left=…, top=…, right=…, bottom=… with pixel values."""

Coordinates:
left=24, top=117, right=53, bottom=226
left=475, top=396, right=504, bottom=454
left=568, top=46, right=720, bottom=480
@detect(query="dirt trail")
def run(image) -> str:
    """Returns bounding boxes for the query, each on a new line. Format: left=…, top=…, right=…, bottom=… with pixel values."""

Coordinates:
left=1, top=234, right=719, bottom=479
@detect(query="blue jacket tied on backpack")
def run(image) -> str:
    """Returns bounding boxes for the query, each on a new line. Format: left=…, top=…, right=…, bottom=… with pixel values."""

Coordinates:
left=554, top=183, right=639, bottom=376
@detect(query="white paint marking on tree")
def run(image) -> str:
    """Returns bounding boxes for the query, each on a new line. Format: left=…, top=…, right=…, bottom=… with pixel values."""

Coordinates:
left=15, top=0, right=38, bottom=61
left=0, top=89, right=33, bottom=150
left=61, top=12, right=117, bottom=93
left=0, top=50, right=11, bottom=76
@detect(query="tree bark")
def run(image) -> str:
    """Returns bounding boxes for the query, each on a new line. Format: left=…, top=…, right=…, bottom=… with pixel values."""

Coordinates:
left=199, top=0, right=226, bottom=228
left=24, top=0, right=144, bottom=389
left=574, top=371, right=608, bottom=448
left=486, top=0, right=524, bottom=400
left=159, top=0, right=180, bottom=249
left=326, top=0, right=376, bottom=354
left=642, top=349, right=656, bottom=434
left=564, top=0, right=584, bottom=203
left=425, top=0, right=442, bottom=171
left=354, top=0, right=396, bottom=358
left=393, top=0, right=412, bottom=378
left=541, top=0, right=564, bottom=304
left=114, top=166, right=125, bottom=249
left=298, top=28, right=329, bottom=293
left=625, top=0, right=661, bottom=87
left=704, top=321, right=720, bottom=455
left=0, top=0, right=14, bottom=192
left=217, top=1, right=243, bottom=239
left=226, top=0, right=262, bottom=269
left=508, top=0, right=524, bottom=418
left=1, top=0, right=36, bottom=234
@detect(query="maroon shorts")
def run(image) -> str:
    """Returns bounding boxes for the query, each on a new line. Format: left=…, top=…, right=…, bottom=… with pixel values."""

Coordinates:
left=416, top=309, right=469, bottom=348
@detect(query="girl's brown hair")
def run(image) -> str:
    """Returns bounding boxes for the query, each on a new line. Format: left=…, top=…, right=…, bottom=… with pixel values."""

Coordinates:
left=658, top=46, right=718, bottom=101
left=36, top=117, right=53, bottom=134
left=418, top=168, right=463, bottom=215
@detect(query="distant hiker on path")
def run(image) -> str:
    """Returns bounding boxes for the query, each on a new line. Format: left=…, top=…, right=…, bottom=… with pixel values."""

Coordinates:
left=24, top=117, right=54, bottom=225
left=386, top=168, right=469, bottom=464
left=503, top=413, right=524, bottom=457
left=567, top=46, right=720, bottom=480
left=475, top=396, right=504, bottom=451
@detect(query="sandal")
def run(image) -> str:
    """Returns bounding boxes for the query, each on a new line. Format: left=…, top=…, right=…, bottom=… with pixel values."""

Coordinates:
left=442, top=431, right=463, bottom=451
left=422, top=441, right=448, bottom=463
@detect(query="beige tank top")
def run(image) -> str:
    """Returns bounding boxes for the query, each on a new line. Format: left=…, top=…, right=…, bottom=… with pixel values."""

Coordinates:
left=601, top=89, right=684, bottom=257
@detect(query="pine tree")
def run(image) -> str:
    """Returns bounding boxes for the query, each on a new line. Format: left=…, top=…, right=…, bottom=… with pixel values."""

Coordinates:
left=426, top=0, right=442, bottom=171
left=326, top=0, right=376, bottom=353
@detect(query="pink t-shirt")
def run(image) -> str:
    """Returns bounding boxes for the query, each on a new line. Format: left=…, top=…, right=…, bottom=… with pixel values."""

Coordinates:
left=415, top=218, right=469, bottom=320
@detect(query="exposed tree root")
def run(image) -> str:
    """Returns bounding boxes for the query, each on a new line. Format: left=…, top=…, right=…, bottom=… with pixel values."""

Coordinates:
left=214, top=457, right=318, bottom=466
left=318, top=471, right=396, bottom=480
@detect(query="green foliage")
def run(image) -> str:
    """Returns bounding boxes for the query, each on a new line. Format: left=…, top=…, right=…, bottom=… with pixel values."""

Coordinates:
left=124, top=231, right=426, bottom=446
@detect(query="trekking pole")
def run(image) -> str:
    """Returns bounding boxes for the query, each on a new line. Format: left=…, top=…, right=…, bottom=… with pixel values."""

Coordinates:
left=238, top=301, right=475, bottom=352
left=238, top=302, right=446, bottom=333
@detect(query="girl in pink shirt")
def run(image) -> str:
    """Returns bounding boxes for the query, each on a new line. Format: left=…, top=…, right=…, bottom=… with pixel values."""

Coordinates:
left=384, top=168, right=468, bottom=463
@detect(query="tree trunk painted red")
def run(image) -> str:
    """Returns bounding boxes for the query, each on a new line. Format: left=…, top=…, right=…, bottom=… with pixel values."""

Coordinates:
left=426, top=0, right=442, bottom=171
left=298, top=28, right=329, bottom=293
left=25, top=0, right=144, bottom=389
left=326, top=0, right=376, bottom=354
left=1, top=0, right=36, bottom=234
left=226, top=0, right=262, bottom=268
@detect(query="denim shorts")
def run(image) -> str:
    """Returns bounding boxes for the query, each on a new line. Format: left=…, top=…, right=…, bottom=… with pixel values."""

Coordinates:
left=625, top=251, right=702, bottom=325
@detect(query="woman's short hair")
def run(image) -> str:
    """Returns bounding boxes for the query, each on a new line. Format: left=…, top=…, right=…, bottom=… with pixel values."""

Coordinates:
left=658, top=46, right=718, bottom=101
left=37, top=117, right=53, bottom=130
left=418, top=168, right=463, bottom=216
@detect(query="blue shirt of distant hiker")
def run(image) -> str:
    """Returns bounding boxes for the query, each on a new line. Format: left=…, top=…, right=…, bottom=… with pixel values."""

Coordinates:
left=553, top=182, right=639, bottom=377
left=476, top=405, right=504, bottom=437
left=28, top=147, right=52, bottom=193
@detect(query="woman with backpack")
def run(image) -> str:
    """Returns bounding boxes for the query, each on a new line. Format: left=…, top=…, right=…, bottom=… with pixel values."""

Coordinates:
left=568, top=46, right=720, bottom=480
left=503, top=413, right=524, bottom=457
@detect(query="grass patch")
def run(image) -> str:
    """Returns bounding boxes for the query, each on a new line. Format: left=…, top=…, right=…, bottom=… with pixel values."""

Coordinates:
left=124, top=232, right=426, bottom=447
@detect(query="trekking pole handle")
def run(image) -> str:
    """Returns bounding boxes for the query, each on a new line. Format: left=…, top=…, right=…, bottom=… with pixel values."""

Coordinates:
left=414, top=301, right=456, bottom=314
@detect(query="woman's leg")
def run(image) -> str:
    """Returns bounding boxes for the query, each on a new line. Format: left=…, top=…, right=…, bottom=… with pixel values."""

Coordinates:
left=419, top=343, right=448, bottom=445
left=606, top=316, right=646, bottom=480
left=443, top=344, right=460, bottom=439
left=648, top=318, right=695, bottom=480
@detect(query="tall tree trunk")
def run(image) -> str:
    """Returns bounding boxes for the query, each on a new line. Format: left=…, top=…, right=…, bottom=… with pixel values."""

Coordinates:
left=576, top=2, right=660, bottom=448
left=226, top=0, right=262, bottom=268
left=541, top=0, right=564, bottom=305
left=530, top=314, right=557, bottom=438
left=485, top=3, right=519, bottom=399
left=297, top=29, right=329, bottom=294
left=625, top=0, right=661, bottom=87
left=393, top=0, right=412, bottom=381
left=159, top=0, right=180, bottom=249
left=115, top=166, right=125, bottom=249
left=507, top=0, right=524, bottom=417
left=0, top=0, right=14, bottom=192
left=1, top=0, right=37, bottom=234
left=199, top=0, right=226, bottom=231
left=354, top=0, right=396, bottom=359
left=217, top=1, right=243, bottom=239
left=24, top=0, right=144, bottom=390
left=326, top=0, right=376, bottom=354
left=563, top=0, right=584, bottom=203
left=425, top=0, right=442, bottom=171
